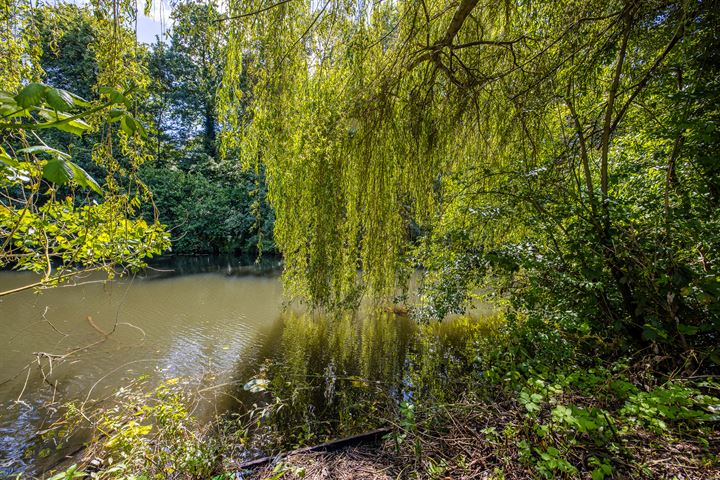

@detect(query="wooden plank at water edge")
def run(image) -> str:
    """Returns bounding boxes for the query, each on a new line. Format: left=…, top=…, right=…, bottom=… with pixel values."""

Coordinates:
left=235, top=427, right=392, bottom=470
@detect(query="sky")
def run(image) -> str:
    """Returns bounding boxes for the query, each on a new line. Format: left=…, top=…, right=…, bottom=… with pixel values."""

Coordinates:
left=136, top=0, right=171, bottom=44
left=67, top=0, right=172, bottom=44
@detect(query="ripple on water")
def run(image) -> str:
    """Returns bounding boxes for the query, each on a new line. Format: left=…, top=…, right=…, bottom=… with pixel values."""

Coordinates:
left=0, top=264, right=284, bottom=477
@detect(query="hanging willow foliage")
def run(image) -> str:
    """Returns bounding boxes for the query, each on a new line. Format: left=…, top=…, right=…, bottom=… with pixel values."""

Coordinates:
left=218, top=0, right=706, bottom=311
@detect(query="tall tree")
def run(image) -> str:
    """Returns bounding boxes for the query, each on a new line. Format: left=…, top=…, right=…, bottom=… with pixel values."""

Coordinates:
left=219, top=0, right=719, bottom=351
left=161, top=0, right=225, bottom=158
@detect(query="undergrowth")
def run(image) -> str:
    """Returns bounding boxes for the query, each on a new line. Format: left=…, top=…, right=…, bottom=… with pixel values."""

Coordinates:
left=40, top=312, right=720, bottom=479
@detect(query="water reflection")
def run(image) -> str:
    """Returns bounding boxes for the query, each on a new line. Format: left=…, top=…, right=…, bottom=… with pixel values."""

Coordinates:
left=0, top=256, right=498, bottom=476
left=143, top=255, right=282, bottom=279
left=227, top=311, right=502, bottom=451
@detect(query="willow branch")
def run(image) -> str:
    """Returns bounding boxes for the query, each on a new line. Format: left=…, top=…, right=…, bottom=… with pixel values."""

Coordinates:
left=600, top=11, right=631, bottom=201
left=610, top=20, right=686, bottom=133
left=215, top=0, right=295, bottom=23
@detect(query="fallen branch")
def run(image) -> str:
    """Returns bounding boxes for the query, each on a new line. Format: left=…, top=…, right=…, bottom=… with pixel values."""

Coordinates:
left=236, top=427, right=392, bottom=470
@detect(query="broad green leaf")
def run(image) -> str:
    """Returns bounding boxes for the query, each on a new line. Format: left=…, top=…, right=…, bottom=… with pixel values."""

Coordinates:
left=67, top=161, right=102, bottom=194
left=0, top=91, right=16, bottom=106
left=67, top=91, right=90, bottom=107
left=677, top=324, right=699, bottom=336
left=18, top=145, right=71, bottom=160
left=0, top=91, right=30, bottom=118
left=54, top=118, right=91, bottom=136
left=120, top=114, right=137, bottom=136
left=116, top=113, right=147, bottom=138
left=108, top=108, right=125, bottom=121
left=42, top=159, right=74, bottom=185
left=42, top=156, right=102, bottom=193
left=46, top=87, right=75, bottom=112
left=15, top=83, right=47, bottom=109
left=37, top=109, right=91, bottom=135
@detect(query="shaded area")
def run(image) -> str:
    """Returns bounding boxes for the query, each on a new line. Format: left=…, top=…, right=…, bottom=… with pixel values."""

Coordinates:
left=223, top=311, right=502, bottom=461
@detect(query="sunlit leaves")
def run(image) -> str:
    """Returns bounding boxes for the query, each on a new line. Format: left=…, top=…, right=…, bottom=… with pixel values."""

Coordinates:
left=45, top=86, right=76, bottom=111
left=1, top=78, right=167, bottom=289
left=14, top=82, right=85, bottom=112
left=15, top=82, right=47, bottom=108
left=41, top=158, right=73, bottom=184
left=99, top=86, right=132, bottom=108
left=41, top=158, right=102, bottom=194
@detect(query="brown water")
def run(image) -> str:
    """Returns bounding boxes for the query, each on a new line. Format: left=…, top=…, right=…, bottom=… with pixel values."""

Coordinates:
left=0, top=257, right=285, bottom=476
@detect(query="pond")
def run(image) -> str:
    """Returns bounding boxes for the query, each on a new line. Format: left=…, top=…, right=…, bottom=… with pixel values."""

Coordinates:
left=0, top=257, right=495, bottom=477
left=0, top=256, right=288, bottom=476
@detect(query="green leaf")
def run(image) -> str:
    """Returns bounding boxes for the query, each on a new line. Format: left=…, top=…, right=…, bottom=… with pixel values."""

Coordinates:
left=108, top=108, right=125, bottom=121
left=0, top=91, right=24, bottom=117
left=67, top=161, right=102, bottom=194
left=99, top=86, right=131, bottom=107
left=0, top=146, right=18, bottom=168
left=0, top=90, right=16, bottom=106
left=134, top=117, right=147, bottom=138
left=677, top=324, right=699, bottom=336
left=15, top=83, right=47, bottom=108
left=18, top=145, right=71, bottom=160
left=120, top=114, right=137, bottom=136
left=67, top=91, right=90, bottom=107
left=46, top=464, right=87, bottom=479
left=46, top=87, right=75, bottom=112
left=37, top=109, right=91, bottom=136
left=43, top=159, right=74, bottom=185
left=42, top=158, right=102, bottom=194
left=54, top=118, right=91, bottom=136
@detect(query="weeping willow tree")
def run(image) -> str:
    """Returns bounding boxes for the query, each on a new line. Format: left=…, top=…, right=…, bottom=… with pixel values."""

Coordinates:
left=0, top=0, right=169, bottom=296
left=221, top=0, right=717, bottom=347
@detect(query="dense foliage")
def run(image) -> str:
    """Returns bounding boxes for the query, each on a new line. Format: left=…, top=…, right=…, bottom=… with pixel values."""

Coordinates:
left=140, top=0, right=274, bottom=255
left=219, top=0, right=720, bottom=357
left=0, top=0, right=169, bottom=294
left=4, top=0, right=720, bottom=478
left=46, top=312, right=720, bottom=479
left=2, top=0, right=274, bottom=268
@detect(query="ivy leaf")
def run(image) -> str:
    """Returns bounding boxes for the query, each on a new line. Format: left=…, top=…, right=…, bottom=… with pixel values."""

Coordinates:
left=46, top=87, right=75, bottom=112
left=15, top=83, right=47, bottom=109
